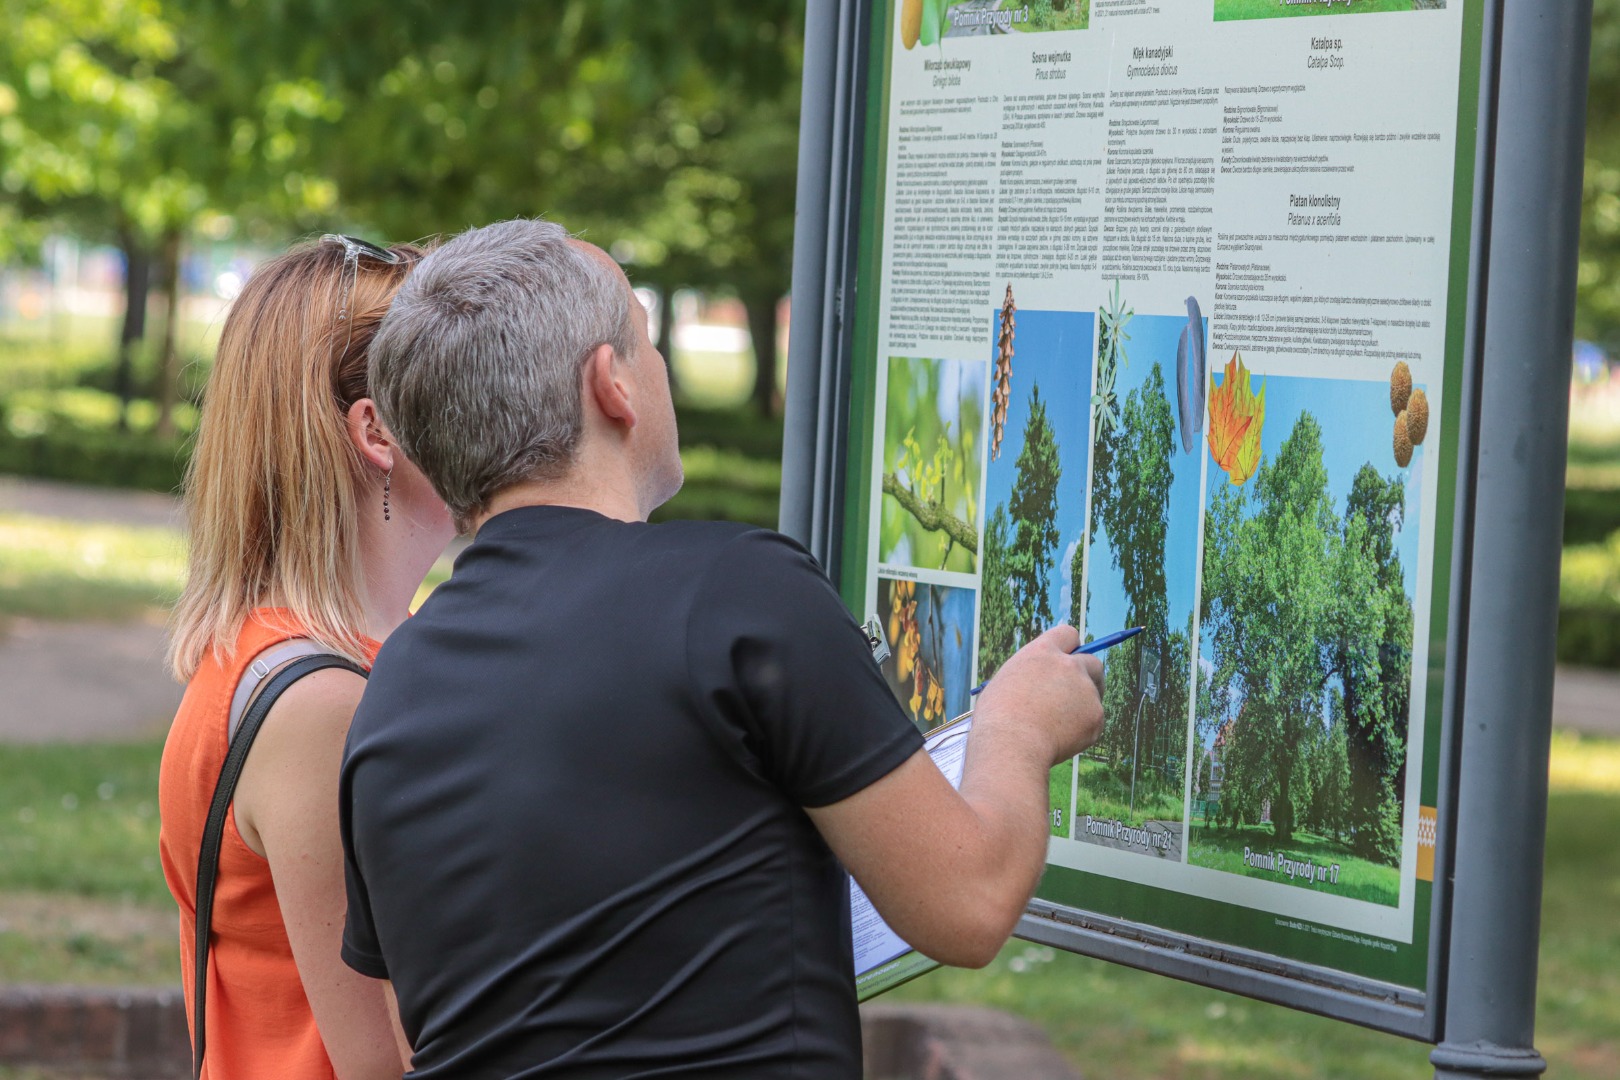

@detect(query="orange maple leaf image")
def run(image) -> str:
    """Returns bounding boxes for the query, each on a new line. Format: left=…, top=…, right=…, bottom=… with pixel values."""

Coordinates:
left=1207, top=353, right=1266, bottom=485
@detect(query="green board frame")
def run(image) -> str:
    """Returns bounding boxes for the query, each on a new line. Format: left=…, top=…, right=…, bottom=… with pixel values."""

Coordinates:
left=784, top=0, right=1499, bottom=1044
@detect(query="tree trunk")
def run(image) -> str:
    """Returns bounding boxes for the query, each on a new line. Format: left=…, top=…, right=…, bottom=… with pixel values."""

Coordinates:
left=742, top=289, right=780, bottom=418
left=1274, top=759, right=1295, bottom=844
left=114, top=230, right=153, bottom=433
left=657, top=282, right=680, bottom=395
left=1337, top=648, right=1384, bottom=857
left=155, top=230, right=183, bottom=439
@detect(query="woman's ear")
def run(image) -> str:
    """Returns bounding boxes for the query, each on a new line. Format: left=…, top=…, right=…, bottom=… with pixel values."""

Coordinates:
left=346, top=398, right=395, bottom=473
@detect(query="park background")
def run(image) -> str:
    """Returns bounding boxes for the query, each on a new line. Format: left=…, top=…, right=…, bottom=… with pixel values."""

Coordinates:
left=2, top=0, right=1619, bottom=1076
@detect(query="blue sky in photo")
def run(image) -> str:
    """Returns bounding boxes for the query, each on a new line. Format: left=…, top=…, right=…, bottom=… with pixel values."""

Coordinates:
left=876, top=577, right=977, bottom=730
left=929, top=355, right=973, bottom=434
left=982, top=308, right=1095, bottom=636
left=1085, top=311, right=1206, bottom=651
left=919, top=581, right=977, bottom=724
left=1195, top=373, right=1425, bottom=749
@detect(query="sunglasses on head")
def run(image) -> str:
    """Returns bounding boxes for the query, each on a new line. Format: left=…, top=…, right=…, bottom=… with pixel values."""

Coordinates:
left=320, top=233, right=406, bottom=357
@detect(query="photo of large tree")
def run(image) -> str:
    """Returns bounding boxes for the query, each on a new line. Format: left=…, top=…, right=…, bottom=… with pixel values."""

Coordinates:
left=977, top=308, right=1095, bottom=676
left=1191, top=373, right=1424, bottom=907
left=1073, top=298, right=1206, bottom=855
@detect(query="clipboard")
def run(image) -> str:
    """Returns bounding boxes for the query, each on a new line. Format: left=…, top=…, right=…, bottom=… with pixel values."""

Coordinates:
left=850, top=710, right=974, bottom=1001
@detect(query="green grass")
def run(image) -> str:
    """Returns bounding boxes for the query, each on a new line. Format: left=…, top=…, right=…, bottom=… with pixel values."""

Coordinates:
left=0, top=891, right=176, bottom=986
left=1071, top=756, right=1183, bottom=827
left=1049, top=758, right=1074, bottom=837
left=0, top=513, right=185, bottom=622
left=1568, top=427, right=1620, bottom=466
left=0, top=317, right=130, bottom=390
left=0, top=740, right=178, bottom=987
left=1187, top=822, right=1400, bottom=906
left=0, top=741, right=166, bottom=904
left=1214, top=0, right=1423, bottom=20
left=671, top=347, right=757, bottom=410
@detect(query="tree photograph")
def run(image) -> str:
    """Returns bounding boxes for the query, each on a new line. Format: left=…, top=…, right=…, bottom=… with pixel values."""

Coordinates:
left=1072, top=301, right=1206, bottom=855
left=1190, top=373, right=1423, bottom=907
left=976, top=307, right=1094, bottom=678
left=879, top=356, right=986, bottom=574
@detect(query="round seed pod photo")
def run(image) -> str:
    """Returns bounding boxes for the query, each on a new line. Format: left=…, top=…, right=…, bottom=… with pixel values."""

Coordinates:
left=1390, top=361, right=1412, bottom=415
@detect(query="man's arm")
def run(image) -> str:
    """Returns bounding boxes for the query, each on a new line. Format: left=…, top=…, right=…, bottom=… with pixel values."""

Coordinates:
left=806, top=626, right=1104, bottom=968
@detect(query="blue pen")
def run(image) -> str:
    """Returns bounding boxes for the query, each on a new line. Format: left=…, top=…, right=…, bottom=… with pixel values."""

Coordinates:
left=968, top=626, right=1145, bottom=696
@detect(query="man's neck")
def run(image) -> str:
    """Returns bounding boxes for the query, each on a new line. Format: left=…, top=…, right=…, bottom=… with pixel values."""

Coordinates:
left=473, top=472, right=645, bottom=534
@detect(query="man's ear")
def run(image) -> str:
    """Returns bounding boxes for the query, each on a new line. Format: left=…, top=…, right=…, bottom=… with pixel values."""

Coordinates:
left=345, top=399, right=395, bottom=473
left=583, top=342, right=638, bottom=430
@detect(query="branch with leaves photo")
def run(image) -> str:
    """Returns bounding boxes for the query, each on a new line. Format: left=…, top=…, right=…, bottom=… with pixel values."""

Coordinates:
left=879, top=358, right=983, bottom=574
left=882, top=471, right=978, bottom=561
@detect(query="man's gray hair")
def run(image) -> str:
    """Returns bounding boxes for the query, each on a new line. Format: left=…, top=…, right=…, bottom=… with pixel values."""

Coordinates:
left=369, top=218, right=638, bottom=527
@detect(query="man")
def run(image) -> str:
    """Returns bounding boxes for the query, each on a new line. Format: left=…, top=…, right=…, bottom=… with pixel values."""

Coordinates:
left=341, top=218, right=1105, bottom=1078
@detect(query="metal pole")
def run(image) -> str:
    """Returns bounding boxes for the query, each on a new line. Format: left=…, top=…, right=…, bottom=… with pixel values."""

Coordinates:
left=779, top=0, right=844, bottom=544
left=1430, top=2, right=1590, bottom=1077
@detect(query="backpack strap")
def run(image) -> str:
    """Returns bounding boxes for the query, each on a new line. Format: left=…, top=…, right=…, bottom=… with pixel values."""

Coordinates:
left=192, top=650, right=367, bottom=1080
left=226, top=639, right=330, bottom=744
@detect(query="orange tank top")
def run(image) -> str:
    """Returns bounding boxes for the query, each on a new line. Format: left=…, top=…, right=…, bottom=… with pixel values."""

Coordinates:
left=159, top=609, right=377, bottom=1080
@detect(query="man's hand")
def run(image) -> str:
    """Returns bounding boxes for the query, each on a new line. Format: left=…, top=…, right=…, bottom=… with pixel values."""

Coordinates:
left=806, top=625, right=1107, bottom=970
left=974, top=624, right=1106, bottom=766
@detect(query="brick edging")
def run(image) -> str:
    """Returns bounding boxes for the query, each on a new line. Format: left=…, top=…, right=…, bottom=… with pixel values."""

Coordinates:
left=0, top=984, right=189, bottom=1079
left=0, top=984, right=1078, bottom=1080
left=861, top=1002, right=1082, bottom=1079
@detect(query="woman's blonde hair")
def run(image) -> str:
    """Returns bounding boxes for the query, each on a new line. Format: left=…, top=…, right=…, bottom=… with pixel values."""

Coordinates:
left=168, top=239, right=426, bottom=681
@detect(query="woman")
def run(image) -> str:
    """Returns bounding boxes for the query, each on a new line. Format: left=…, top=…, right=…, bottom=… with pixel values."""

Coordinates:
left=160, top=236, right=454, bottom=1078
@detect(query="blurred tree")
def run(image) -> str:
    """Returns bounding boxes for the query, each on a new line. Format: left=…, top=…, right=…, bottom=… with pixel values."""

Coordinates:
left=0, top=0, right=339, bottom=428
left=2, top=0, right=199, bottom=425
left=4, top=0, right=808, bottom=420
left=1571, top=0, right=1619, bottom=346
left=174, top=0, right=805, bottom=414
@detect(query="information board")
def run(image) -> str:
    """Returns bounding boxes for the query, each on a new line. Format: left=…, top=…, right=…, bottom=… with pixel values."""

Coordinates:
left=829, top=0, right=1488, bottom=1036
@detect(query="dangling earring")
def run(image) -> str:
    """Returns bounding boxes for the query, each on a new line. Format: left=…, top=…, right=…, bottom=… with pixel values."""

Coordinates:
left=383, top=469, right=392, bottom=522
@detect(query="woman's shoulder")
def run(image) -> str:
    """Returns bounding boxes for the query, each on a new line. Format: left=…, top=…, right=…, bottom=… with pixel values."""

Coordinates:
left=168, top=609, right=326, bottom=739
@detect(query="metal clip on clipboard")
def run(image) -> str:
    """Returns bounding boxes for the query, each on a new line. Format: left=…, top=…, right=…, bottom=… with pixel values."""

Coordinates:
left=862, top=615, right=890, bottom=666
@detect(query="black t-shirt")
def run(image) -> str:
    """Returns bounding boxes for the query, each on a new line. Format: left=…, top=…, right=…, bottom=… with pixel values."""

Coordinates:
left=339, top=506, right=923, bottom=1078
